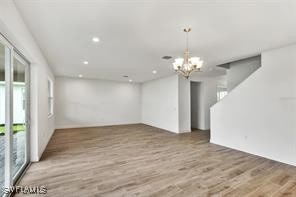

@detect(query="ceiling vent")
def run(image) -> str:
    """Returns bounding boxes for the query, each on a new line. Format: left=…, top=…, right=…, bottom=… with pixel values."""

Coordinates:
left=162, top=56, right=172, bottom=60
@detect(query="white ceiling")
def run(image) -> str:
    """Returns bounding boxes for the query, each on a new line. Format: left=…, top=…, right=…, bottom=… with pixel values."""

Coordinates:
left=14, top=0, right=296, bottom=82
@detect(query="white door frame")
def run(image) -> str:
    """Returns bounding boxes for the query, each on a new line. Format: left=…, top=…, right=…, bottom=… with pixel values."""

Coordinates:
left=0, top=33, right=30, bottom=191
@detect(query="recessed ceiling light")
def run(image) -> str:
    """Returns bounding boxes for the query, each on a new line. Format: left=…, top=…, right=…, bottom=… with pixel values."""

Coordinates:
left=152, top=70, right=157, bottom=74
left=92, top=37, right=100, bottom=43
left=83, top=61, right=89, bottom=65
left=78, top=74, right=83, bottom=78
left=129, top=79, right=133, bottom=82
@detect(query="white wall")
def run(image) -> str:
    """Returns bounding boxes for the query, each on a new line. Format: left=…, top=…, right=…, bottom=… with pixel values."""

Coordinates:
left=178, top=75, right=191, bottom=133
left=190, top=77, right=219, bottom=130
left=211, top=44, right=296, bottom=166
left=227, top=56, right=261, bottom=91
left=141, top=75, right=179, bottom=133
left=141, top=74, right=191, bottom=133
left=56, top=74, right=190, bottom=133
left=0, top=0, right=55, bottom=161
left=55, top=77, right=141, bottom=129
left=202, top=78, right=219, bottom=130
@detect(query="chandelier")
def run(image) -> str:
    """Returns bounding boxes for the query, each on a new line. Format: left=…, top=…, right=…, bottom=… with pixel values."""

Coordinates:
left=173, top=28, right=203, bottom=78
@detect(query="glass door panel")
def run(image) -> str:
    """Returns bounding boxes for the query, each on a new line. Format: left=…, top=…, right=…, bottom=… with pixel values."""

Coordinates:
left=0, top=40, right=6, bottom=197
left=12, top=53, right=29, bottom=180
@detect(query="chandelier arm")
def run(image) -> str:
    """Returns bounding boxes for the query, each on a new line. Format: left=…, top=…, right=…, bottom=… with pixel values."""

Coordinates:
left=188, top=66, right=198, bottom=78
left=187, top=70, right=192, bottom=77
left=178, top=69, right=184, bottom=75
left=181, top=69, right=188, bottom=76
left=188, top=69, right=195, bottom=77
left=183, top=70, right=190, bottom=78
left=178, top=69, right=187, bottom=77
left=187, top=70, right=191, bottom=75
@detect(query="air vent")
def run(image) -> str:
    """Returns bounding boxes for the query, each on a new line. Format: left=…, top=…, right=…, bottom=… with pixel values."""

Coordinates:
left=162, top=56, right=172, bottom=60
left=123, top=75, right=129, bottom=78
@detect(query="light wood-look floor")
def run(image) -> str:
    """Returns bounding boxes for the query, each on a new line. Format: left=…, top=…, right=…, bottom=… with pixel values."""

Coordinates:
left=17, top=124, right=296, bottom=197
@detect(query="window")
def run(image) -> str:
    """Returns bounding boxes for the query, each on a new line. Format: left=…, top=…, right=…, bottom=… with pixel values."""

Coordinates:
left=217, top=86, right=228, bottom=101
left=48, top=78, right=54, bottom=117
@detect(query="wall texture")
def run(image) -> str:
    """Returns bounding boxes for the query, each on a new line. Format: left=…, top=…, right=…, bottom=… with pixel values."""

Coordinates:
left=56, top=74, right=191, bottom=133
left=178, top=75, right=191, bottom=133
left=141, top=74, right=191, bottom=133
left=55, top=77, right=141, bottom=129
left=227, top=56, right=261, bottom=91
left=202, top=78, right=219, bottom=130
left=211, top=44, right=296, bottom=166
left=141, top=75, right=179, bottom=133
left=0, top=0, right=55, bottom=161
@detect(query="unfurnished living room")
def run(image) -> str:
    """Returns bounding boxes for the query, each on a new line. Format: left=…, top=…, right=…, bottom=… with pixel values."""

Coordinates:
left=0, top=0, right=296, bottom=196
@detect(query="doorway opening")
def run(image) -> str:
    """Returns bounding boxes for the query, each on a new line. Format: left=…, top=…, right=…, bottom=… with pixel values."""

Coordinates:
left=190, top=81, right=201, bottom=131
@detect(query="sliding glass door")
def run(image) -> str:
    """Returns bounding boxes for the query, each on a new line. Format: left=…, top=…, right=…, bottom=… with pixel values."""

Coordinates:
left=0, top=37, right=6, bottom=197
left=0, top=34, right=30, bottom=196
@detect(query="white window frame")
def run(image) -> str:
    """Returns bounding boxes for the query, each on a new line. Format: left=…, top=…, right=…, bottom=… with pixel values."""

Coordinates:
left=217, top=86, right=228, bottom=101
left=48, top=77, right=54, bottom=117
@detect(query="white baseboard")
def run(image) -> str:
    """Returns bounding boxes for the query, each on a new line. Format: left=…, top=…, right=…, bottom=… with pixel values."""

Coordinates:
left=55, top=122, right=142, bottom=130
left=210, top=139, right=296, bottom=167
